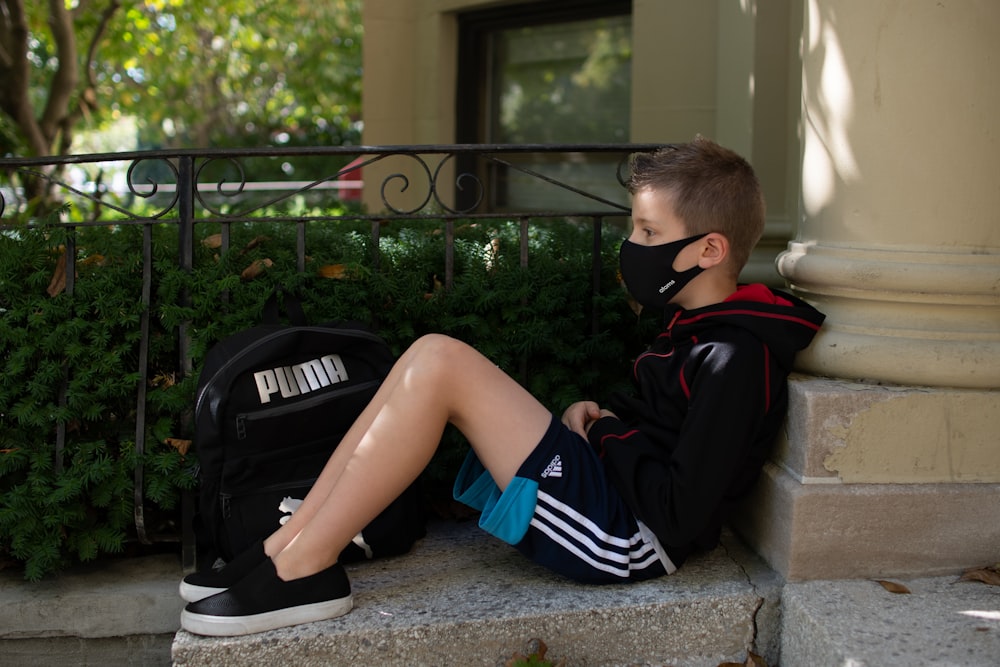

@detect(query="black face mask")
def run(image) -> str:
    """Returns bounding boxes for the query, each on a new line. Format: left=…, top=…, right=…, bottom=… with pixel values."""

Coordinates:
left=619, top=233, right=708, bottom=312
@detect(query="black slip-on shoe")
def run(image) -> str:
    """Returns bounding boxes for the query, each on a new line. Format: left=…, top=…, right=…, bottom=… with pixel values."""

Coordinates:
left=179, top=540, right=267, bottom=603
left=180, top=559, right=353, bottom=637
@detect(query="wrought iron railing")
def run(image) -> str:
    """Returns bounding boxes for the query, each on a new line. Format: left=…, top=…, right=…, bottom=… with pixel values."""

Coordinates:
left=0, top=143, right=662, bottom=563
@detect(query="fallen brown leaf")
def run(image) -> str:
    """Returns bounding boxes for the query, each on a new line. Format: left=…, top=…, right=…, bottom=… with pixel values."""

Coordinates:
left=202, top=233, right=223, bottom=249
left=959, top=564, right=1000, bottom=587
left=423, top=274, right=443, bottom=299
left=150, top=372, right=176, bottom=389
left=240, top=235, right=269, bottom=255
left=874, top=579, right=911, bottom=594
left=503, top=638, right=565, bottom=667
left=47, top=250, right=108, bottom=295
left=615, top=267, right=642, bottom=316
left=164, top=438, right=192, bottom=456
left=79, top=253, right=106, bottom=267
left=241, top=258, right=273, bottom=280
left=318, top=263, right=348, bottom=279
left=47, top=249, right=68, bottom=296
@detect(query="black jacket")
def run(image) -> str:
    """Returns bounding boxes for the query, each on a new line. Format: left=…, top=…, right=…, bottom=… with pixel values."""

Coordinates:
left=587, top=284, right=825, bottom=568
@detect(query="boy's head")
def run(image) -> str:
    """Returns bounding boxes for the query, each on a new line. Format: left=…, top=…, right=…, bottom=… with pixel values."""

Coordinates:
left=627, top=136, right=765, bottom=277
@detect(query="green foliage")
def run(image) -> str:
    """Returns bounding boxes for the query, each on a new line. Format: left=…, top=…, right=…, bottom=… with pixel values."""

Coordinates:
left=8, top=1, right=362, bottom=161
left=0, top=113, right=22, bottom=156
left=0, top=223, right=197, bottom=580
left=104, top=1, right=364, bottom=155
left=0, top=216, right=655, bottom=579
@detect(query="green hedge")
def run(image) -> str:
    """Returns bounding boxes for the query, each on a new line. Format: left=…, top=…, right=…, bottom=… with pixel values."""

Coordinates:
left=0, top=216, right=657, bottom=580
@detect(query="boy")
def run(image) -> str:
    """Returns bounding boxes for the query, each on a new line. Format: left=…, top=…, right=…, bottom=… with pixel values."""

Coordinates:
left=179, top=137, right=825, bottom=637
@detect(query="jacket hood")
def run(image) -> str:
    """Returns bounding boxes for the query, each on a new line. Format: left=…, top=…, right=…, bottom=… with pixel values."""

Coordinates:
left=661, top=284, right=825, bottom=371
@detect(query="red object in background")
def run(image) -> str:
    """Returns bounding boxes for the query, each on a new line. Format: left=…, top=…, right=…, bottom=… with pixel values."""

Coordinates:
left=338, top=157, right=363, bottom=201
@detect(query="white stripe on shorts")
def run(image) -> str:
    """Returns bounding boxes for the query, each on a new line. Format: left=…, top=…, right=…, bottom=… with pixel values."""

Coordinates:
left=530, top=490, right=661, bottom=577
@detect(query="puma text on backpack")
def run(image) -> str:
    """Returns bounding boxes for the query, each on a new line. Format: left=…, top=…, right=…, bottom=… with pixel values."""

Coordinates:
left=191, top=294, right=425, bottom=567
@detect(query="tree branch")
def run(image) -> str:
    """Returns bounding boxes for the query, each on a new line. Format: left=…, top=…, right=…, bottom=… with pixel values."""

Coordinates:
left=39, top=0, right=121, bottom=154
left=78, top=0, right=120, bottom=90
left=38, top=0, right=78, bottom=144
left=0, top=0, right=48, bottom=156
left=0, top=0, right=17, bottom=70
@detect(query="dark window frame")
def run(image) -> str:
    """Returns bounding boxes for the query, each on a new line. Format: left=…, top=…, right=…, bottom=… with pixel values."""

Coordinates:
left=455, top=0, right=633, bottom=210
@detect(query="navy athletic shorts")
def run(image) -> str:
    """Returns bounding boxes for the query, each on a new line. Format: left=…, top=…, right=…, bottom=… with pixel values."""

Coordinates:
left=452, top=415, right=674, bottom=583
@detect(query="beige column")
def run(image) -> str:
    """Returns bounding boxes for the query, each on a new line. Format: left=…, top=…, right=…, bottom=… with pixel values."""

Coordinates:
left=734, top=0, right=1000, bottom=580
left=782, top=0, right=1000, bottom=389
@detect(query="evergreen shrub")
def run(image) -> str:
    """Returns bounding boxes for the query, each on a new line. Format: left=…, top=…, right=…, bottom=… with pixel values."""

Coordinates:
left=0, top=215, right=656, bottom=579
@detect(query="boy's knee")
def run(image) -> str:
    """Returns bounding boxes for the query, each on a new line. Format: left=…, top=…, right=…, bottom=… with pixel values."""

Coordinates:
left=409, top=334, right=469, bottom=370
left=412, top=333, right=460, bottom=354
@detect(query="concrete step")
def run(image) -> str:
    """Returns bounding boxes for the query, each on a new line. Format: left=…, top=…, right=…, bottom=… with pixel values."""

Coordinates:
left=0, top=549, right=183, bottom=666
left=3, top=519, right=998, bottom=666
left=171, top=520, right=783, bottom=666
left=781, top=575, right=1000, bottom=667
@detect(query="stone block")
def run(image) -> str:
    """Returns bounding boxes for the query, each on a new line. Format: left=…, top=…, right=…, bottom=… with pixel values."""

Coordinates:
left=733, top=462, right=1000, bottom=580
left=777, top=376, right=1000, bottom=484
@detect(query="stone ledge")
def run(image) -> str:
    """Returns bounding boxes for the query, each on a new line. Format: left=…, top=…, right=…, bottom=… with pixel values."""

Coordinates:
left=171, top=520, right=781, bottom=667
left=0, top=549, right=183, bottom=667
left=3, top=519, right=997, bottom=666
left=0, top=551, right=184, bottom=640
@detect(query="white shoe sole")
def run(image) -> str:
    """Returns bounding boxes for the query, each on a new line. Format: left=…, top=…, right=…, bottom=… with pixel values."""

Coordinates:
left=181, top=595, right=353, bottom=636
left=179, top=581, right=227, bottom=603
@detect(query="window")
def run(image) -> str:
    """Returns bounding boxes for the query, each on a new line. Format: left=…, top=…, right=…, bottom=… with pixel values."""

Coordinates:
left=457, top=1, right=633, bottom=211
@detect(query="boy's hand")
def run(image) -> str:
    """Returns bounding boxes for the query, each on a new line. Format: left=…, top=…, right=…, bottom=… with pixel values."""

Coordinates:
left=561, top=401, right=604, bottom=438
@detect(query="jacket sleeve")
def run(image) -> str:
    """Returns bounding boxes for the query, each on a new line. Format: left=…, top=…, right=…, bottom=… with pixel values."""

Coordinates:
left=587, top=339, right=771, bottom=548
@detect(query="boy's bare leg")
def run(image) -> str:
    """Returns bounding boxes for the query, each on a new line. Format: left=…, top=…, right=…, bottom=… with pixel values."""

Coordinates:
left=262, top=332, right=526, bottom=554
left=265, top=334, right=553, bottom=580
left=260, top=336, right=430, bottom=556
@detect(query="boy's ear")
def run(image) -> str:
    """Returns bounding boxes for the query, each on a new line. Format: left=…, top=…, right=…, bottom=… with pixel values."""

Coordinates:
left=698, top=232, right=729, bottom=268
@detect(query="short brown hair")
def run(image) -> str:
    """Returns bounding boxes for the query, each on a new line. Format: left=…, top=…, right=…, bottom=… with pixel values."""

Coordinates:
left=627, top=136, right=765, bottom=274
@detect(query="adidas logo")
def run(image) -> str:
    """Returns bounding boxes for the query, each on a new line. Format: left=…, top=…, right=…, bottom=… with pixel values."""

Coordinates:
left=541, top=454, right=563, bottom=478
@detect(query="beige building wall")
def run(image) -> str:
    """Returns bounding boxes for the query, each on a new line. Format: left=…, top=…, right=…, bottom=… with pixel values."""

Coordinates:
left=361, top=1, right=1000, bottom=581
left=361, top=0, right=798, bottom=284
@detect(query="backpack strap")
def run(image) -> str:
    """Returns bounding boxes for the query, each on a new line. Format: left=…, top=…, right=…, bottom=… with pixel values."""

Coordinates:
left=262, top=287, right=308, bottom=326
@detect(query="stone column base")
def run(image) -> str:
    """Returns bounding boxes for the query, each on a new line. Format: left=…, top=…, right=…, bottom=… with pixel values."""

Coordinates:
left=734, top=463, right=1000, bottom=581
left=731, top=376, right=1000, bottom=581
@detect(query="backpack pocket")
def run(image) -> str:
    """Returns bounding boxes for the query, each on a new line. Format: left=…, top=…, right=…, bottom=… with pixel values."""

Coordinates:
left=218, top=438, right=332, bottom=559
left=226, top=379, right=381, bottom=457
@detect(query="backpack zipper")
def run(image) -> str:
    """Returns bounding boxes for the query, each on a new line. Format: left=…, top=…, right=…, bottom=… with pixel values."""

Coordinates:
left=234, top=378, right=381, bottom=440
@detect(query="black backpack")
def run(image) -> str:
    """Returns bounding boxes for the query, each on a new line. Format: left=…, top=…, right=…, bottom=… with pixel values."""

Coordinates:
left=191, top=292, right=425, bottom=567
